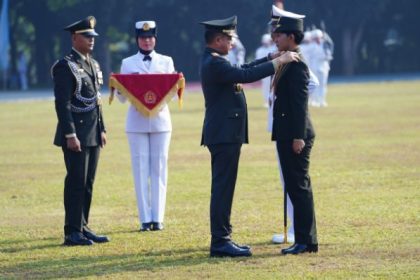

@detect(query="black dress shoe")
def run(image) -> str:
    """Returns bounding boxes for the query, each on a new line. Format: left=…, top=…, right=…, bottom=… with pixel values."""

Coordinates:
left=64, top=232, right=94, bottom=246
left=231, top=241, right=251, bottom=250
left=210, top=241, right=252, bottom=258
left=281, top=243, right=318, bottom=255
left=151, top=222, right=164, bottom=231
left=140, top=222, right=152, bottom=231
left=83, top=229, right=110, bottom=243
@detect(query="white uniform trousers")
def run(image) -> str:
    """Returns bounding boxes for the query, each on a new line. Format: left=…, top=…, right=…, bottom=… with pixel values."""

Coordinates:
left=127, top=131, right=171, bottom=224
left=313, top=65, right=330, bottom=106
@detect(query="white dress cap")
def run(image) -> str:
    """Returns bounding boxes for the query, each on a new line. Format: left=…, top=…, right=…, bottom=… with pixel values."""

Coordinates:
left=135, top=21, right=156, bottom=30
left=272, top=5, right=305, bottom=19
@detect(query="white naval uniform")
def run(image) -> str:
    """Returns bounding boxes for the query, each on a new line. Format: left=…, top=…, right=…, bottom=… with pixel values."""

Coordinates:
left=267, top=69, right=319, bottom=240
left=117, top=50, right=175, bottom=225
left=311, top=41, right=331, bottom=106
left=255, top=44, right=277, bottom=106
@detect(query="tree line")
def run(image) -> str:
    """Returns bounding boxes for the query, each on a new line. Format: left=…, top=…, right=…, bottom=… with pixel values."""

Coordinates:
left=6, top=0, right=420, bottom=88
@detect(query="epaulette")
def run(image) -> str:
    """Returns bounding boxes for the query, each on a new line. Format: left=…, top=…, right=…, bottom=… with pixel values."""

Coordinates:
left=64, top=53, right=75, bottom=61
left=211, top=52, right=220, bottom=57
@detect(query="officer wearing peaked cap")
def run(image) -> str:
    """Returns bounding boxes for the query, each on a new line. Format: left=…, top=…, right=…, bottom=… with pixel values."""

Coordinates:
left=199, top=15, right=299, bottom=258
left=51, top=16, right=109, bottom=246
left=63, top=16, right=99, bottom=36
left=268, top=5, right=319, bottom=246
left=270, top=9, right=319, bottom=255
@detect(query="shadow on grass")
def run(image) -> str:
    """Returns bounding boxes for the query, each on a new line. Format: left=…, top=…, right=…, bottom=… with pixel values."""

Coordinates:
left=1, top=239, right=294, bottom=278
left=0, top=237, right=62, bottom=253
left=1, top=248, right=267, bottom=278
left=1, top=234, right=347, bottom=278
left=0, top=228, right=142, bottom=253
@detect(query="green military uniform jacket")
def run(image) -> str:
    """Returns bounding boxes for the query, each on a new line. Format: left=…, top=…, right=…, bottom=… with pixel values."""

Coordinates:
left=200, top=47, right=275, bottom=146
left=52, top=49, right=106, bottom=147
left=271, top=57, right=315, bottom=141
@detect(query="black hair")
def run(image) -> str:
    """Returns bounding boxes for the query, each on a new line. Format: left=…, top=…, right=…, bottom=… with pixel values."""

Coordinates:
left=205, top=30, right=225, bottom=44
left=283, top=30, right=304, bottom=45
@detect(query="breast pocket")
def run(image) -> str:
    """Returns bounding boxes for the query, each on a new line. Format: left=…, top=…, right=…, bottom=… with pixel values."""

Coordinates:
left=227, top=109, right=245, bottom=140
left=80, top=74, right=95, bottom=95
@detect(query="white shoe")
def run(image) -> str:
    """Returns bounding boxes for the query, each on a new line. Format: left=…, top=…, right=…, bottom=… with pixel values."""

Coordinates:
left=272, top=233, right=295, bottom=244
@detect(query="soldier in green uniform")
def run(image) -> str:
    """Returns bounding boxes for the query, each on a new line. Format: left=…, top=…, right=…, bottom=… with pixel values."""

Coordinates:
left=199, top=15, right=299, bottom=257
left=51, top=16, right=109, bottom=246
left=271, top=14, right=318, bottom=255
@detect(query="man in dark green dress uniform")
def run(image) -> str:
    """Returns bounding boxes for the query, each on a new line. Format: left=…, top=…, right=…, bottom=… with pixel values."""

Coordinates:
left=271, top=14, right=318, bottom=255
left=52, top=16, right=109, bottom=246
left=199, top=15, right=299, bottom=257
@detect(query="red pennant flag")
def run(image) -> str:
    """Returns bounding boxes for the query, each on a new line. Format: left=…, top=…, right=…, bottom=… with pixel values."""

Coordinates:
left=109, top=73, right=185, bottom=117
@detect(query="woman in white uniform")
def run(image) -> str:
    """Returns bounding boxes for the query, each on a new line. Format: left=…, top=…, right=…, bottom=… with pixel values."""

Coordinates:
left=117, top=21, right=175, bottom=231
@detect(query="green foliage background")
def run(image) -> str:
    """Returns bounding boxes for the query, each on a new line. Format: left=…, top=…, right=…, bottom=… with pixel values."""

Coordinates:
left=6, top=0, right=420, bottom=87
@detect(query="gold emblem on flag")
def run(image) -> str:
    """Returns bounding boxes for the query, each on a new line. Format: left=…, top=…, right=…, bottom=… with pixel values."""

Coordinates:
left=143, top=23, right=150, bottom=31
left=144, top=91, right=157, bottom=104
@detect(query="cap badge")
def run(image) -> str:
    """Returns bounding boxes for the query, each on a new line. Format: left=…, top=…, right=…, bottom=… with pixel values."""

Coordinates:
left=143, top=23, right=150, bottom=31
left=89, top=18, right=95, bottom=28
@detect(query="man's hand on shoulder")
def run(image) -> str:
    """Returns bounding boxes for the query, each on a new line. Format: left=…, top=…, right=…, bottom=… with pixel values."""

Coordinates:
left=272, top=51, right=299, bottom=69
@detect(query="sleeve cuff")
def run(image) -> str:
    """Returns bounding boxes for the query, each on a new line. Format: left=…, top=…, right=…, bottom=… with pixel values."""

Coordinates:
left=65, top=133, right=76, bottom=138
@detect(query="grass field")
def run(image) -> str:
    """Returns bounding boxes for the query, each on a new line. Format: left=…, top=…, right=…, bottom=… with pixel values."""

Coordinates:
left=0, top=81, right=419, bottom=279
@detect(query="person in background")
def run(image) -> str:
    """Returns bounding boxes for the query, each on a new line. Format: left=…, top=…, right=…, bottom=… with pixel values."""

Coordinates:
left=116, top=20, right=175, bottom=232
left=17, top=51, right=28, bottom=90
left=308, top=29, right=333, bottom=107
left=255, top=33, right=277, bottom=107
left=226, top=37, right=246, bottom=66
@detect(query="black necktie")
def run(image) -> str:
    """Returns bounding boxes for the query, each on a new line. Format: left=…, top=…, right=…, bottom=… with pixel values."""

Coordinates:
left=143, top=55, right=151, bottom=61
